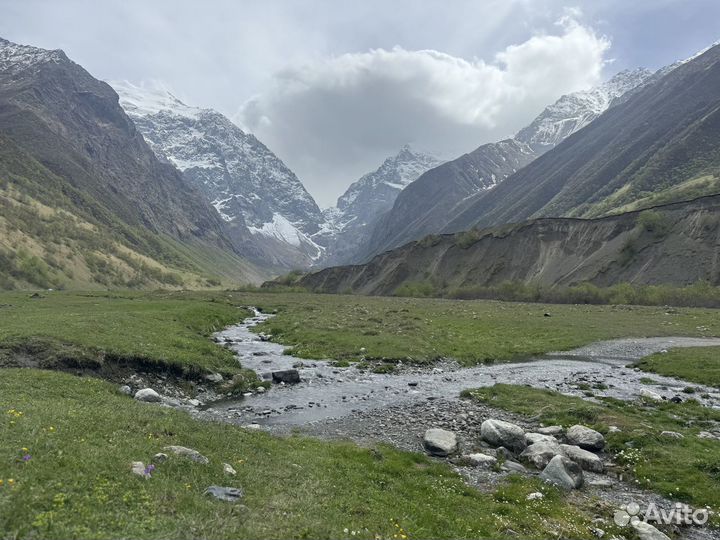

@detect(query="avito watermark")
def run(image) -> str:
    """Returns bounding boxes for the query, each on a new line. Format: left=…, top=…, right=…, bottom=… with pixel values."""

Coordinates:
left=614, top=501, right=709, bottom=527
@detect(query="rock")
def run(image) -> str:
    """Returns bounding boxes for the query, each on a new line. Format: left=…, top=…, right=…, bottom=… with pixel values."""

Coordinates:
left=501, top=461, right=526, bottom=474
left=481, top=419, right=527, bottom=453
left=130, top=461, right=147, bottom=477
left=204, top=485, right=244, bottom=502
left=423, top=428, right=457, bottom=457
left=525, top=432, right=558, bottom=445
left=271, top=369, right=301, bottom=384
left=537, top=425, right=564, bottom=436
left=640, top=389, right=663, bottom=402
left=588, top=479, right=614, bottom=488
left=540, top=455, right=584, bottom=490
left=119, top=385, right=132, bottom=395
left=188, top=399, right=201, bottom=407
left=407, top=381, right=419, bottom=387
left=134, top=388, right=162, bottom=402
left=223, top=463, right=237, bottom=476
left=526, top=492, right=543, bottom=501
left=520, top=442, right=563, bottom=469
left=660, top=431, right=684, bottom=439
left=463, top=453, right=497, bottom=468
left=566, top=425, right=605, bottom=451
left=204, top=373, right=224, bottom=383
left=152, top=453, right=168, bottom=464
left=698, top=431, right=720, bottom=441
left=559, top=444, right=604, bottom=473
left=607, top=425, right=621, bottom=433
left=633, top=521, right=671, bottom=540
left=163, top=445, right=210, bottom=464
left=256, top=386, right=266, bottom=393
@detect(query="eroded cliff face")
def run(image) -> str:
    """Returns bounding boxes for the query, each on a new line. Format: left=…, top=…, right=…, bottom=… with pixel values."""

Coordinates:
left=297, top=195, right=720, bottom=295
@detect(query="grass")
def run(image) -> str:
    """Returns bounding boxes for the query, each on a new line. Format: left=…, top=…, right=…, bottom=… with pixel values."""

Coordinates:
left=0, top=291, right=253, bottom=377
left=637, top=347, right=720, bottom=388
left=463, top=384, right=720, bottom=523
left=0, top=369, right=618, bottom=540
left=242, top=292, right=720, bottom=365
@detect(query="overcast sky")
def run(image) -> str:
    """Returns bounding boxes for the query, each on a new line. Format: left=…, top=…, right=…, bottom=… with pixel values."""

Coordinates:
left=2, top=0, right=718, bottom=207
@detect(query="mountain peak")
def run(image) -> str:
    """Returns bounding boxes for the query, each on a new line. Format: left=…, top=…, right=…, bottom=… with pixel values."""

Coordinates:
left=110, top=80, right=203, bottom=119
left=0, top=37, right=66, bottom=72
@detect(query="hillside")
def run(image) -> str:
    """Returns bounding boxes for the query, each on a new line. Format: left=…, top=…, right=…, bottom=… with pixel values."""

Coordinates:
left=356, top=69, right=653, bottom=263
left=0, top=38, right=262, bottom=289
left=296, top=195, right=720, bottom=296
left=112, top=81, right=325, bottom=270
left=447, top=44, right=720, bottom=232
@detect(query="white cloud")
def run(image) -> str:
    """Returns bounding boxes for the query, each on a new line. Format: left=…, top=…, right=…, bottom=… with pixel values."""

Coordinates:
left=239, top=17, right=610, bottom=206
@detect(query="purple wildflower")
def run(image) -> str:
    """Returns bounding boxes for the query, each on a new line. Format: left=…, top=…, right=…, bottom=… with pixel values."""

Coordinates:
left=21, top=454, right=31, bottom=462
left=143, top=464, right=155, bottom=477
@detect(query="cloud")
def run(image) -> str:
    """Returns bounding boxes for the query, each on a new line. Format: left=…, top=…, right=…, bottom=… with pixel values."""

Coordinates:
left=238, top=16, right=610, bottom=207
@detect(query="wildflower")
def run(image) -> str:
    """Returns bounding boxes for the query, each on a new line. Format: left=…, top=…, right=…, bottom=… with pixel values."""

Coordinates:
left=0, top=479, right=3, bottom=486
left=143, top=464, right=155, bottom=478
left=22, top=447, right=28, bottom=452
left=22, top=454, right=31, bottom=462
left=48, top=426, right=55, bottom=432
left=7, top=479, right=15, bottom=486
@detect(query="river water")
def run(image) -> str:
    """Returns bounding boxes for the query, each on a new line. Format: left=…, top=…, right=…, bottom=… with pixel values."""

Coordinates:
left=209, top=309, right=720, bottom=426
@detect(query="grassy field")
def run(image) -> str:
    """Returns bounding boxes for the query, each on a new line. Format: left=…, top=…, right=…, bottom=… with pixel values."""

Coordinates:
left=2, top=290, right=720, bottom=374
left=0, top=369, right=618, bottom=540
left=637, top=347, right=720, bottom=388
left=0, top=291, right=252, bottom=376
left=463, top=384, right=720, bottom=523
left=242, top=293, right=720, bottom=365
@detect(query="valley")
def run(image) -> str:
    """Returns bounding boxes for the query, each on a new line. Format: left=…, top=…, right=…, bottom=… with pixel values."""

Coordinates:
left=1, top=9, right=720, bottom=540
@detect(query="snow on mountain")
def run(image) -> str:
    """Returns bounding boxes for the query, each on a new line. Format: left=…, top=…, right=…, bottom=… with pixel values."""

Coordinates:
left=0, top=37, right=66, bottom=73
left=515, top=68, right=654, bottom=151
left=315, top=145, right=442, bottom=265
left=110, top=80, right=326, bottom=267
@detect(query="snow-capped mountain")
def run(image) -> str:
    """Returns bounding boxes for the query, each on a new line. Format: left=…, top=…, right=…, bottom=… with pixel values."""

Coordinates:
left=315, top=145, right=442, bottom=266
left=111, top=81, right=325, bottom=269
left=357, top=68, right=655, bottom=261
left=515, top=68, right=654, bottom=151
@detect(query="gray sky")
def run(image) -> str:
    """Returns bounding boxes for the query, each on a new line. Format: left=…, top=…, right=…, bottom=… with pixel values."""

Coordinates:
left=2, top=0, right=719, bottom=206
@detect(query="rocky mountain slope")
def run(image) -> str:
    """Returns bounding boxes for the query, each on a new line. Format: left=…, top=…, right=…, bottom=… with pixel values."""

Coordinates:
left=295, top=195, right=720, bottom=295
left=356, top=69, right=654, bottom=263
left=0, top=37, right=261, bottom=289
left=315, top=145, right=441, bottom=266
left=447, top=44, right=720, bottom=232
left=111, top=81, right=326, bottom=270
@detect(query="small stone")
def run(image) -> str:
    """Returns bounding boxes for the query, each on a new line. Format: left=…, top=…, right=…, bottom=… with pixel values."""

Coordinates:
left=204, top=373, right=224, bottom=383
left=633, top=521, right=671, bottom=540
left=119, top=385, right=132, bottom=395
left=463, top=453, right=497, bottom=468
left=525, top=432, right=558, bottom=445
left=423, top=428, right=458, bottom=457
left=188, top=399, right=201, bottom=407
left=540, top=455, right=584, bottom=490
left=566, top=425, right=605, bottom=451
left=520, top=441, right=563, bottom=469
left=408, top=381, right=419, bottom=387
left=481, top=419, right=527, bottom=453
left=588, top=479, right=614, bottom=488
left=130, top=461, right=147, bottom=477
left=271, top=369, right=301, bottom=384
left=501, top=461, right=526, bottom=474
left=134, top=388, right=161, bottom=403
left=660, top=431, right=684, bottom=439
left=223, top=463, right=237, bottom=476
left=152, top=453, right=168, bottom=464
left=204, top=485, right=244, bottom=502
left=163, top=445, right=210, bottom=464
left=256, top=387, right=266, bottom=393
left=526, top=492, right=543, bottom=501
left=640, top=388, right=663, bottom=402
left=537, top=425, right=564, bottom=436
left=560, top=444, right=604, bottom=473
